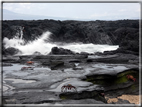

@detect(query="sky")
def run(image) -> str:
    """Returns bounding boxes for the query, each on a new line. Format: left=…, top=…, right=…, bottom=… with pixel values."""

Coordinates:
left=2, top=2, right=141, bottom=20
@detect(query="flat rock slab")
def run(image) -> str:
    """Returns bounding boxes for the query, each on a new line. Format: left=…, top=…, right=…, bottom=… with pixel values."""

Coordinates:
left=4, top=91, right=61, bottom=104
left=19, top=55, right=88, bottom=59
left=87, top=53, right=139, bottom=64
left=59, top=90, right=107, bottom=103
left=59, top=99, right=105, bottom=104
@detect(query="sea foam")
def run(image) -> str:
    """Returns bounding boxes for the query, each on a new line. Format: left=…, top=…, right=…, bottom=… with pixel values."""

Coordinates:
left=3, top=31, right=119, bottom=55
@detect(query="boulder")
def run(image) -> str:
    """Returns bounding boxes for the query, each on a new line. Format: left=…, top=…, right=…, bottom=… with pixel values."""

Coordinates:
left=32, top=51, right=42, bottom=55
left=80, top=52, right=89, bottom=55
left=49, top=47, right=75, bottom=55
left=3, top=47, right=21, bottom=55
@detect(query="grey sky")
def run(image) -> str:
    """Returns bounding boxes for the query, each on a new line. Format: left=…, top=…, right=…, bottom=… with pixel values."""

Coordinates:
left=3, top=2, right=141, bottom=20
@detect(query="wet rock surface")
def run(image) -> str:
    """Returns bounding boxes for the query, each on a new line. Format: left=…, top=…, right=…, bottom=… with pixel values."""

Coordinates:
left=59, top=90, right=107, bottom=103
left=87, top=53, right=139, bottom=64
left=2, top=54, right=140, bottom=105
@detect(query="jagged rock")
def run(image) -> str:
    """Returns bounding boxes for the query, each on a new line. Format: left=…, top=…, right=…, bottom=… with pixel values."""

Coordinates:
left=2, top=20, right=139, bottom=56
left=49, top=47, right=75, bottom=55
left=2, top=20, right=61, bottom=42
left=113, top=27, right=139, bottom=54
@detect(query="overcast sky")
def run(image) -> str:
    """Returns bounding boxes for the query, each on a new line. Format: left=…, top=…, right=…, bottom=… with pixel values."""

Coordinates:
left=3, top=2, right=141, bottom=20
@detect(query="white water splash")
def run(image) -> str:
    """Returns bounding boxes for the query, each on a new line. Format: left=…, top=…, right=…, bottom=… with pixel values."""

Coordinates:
left=60, top=43, right=118, bottom=54
left=3, top=26, right=25, bottom=48
left=3, top=31, right=119, bottom=55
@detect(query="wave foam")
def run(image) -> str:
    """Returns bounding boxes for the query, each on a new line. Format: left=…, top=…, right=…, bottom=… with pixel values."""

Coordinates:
left=3, top=31, right=119, bottom=55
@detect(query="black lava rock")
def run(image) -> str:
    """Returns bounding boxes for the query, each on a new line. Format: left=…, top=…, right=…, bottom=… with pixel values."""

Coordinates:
left=2, top=19, right=139, bottom=55
left=3, top=47, right=21, bottom=55
left=49, top=47, right=75, bottom=55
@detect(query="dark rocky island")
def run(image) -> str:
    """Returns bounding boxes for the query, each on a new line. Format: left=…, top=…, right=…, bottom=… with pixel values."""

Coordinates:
left=2, top=19, right=140, bottom=106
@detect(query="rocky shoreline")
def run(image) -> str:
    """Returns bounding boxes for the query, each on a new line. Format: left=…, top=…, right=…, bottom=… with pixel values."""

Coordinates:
left=2, top=51, right=140, bottom=105
left=2, top=19, right=139, bottom=56
left=2, top=19, right=140, bottom=106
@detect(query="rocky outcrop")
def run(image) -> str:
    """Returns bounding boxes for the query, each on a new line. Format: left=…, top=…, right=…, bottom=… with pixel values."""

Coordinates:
left=114, top=27, right=139, bottom=54
left=2, top=19, right=139, bottom=55
left=3, top=47, right=21, bottom=55
left=49, top=47, right=75, bottom=55
left=3, top=53, right=139, bottom=104
left=81, top=68, right=139, bottom=97
left=3, top=20, right=139, bottom=44
left=2, top=20, right=61, bottom=42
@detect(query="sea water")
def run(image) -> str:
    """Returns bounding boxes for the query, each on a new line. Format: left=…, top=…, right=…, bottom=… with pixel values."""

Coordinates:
left=3, top=31, right=119, bottom=55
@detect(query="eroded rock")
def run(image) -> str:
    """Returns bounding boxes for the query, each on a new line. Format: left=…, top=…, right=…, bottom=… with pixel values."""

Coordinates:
left=59, top=90, right=107, bottom=103
left=49, top=47, right=75, bottom=55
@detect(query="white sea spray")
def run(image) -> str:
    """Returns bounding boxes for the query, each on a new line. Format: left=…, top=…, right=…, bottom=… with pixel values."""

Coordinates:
left=3, top=31, right=119, bottom=55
